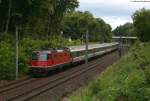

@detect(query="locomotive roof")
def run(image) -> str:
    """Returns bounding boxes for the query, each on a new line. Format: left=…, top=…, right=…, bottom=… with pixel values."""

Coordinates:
left=32, top=48, right=69, bottom=53
left=69, top=42, right=119, bottom=52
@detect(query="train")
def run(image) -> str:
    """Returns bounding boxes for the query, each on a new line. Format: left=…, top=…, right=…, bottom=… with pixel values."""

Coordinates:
left=29, top=42, right=119, bottom=75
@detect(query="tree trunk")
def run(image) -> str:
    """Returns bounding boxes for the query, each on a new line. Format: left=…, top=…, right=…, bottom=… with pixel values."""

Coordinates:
left=5, top=0, right=12, bottom=33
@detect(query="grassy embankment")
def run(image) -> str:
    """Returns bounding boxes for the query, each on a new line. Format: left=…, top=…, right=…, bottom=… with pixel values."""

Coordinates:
left=69, top=42, right=150, bottom=101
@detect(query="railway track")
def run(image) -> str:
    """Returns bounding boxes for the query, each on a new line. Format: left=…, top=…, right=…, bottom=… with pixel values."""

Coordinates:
left=0, top=77, right=29, bottom=88
left=0, top=50, right=119, bottom=101
left=0, top=78, right=39, bottom=94
left=11, top=59, right=104, bottom=101
left=0, top=55, right=103, bottom=100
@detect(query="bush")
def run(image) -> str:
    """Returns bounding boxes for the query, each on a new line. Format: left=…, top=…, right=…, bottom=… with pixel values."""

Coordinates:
left=0, top=35, right=82, bottom=80
left=0, top=41, right=15, bottom=80
left=69, top=43, right=150, bottom=101
left=133, top=9, right=150, bottom=42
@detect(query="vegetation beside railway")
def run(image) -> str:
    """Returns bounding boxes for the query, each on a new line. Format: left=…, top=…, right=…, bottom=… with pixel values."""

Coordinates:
left=0, top=36, right=81, bottom=80
left=69, top=42, right=150, bottom=101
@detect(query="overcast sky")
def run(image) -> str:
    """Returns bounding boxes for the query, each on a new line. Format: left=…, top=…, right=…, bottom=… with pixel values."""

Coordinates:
left=78, top=0, right=150, bottom=29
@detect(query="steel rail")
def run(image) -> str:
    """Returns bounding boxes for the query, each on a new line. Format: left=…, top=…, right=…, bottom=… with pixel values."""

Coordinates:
left=9, top=57, right=105, bottom=101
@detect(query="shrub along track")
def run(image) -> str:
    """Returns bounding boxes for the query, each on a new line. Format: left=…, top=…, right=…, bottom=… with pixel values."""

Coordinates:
left=0, top=50, right=120, bottom=101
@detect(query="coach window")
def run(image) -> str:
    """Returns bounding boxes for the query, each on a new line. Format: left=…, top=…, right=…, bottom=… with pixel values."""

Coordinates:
left=88, top=50, right=91, bottom=54
left=82, top=51, right=85, bottom=55
left=78, top=51, right=80, bottom=56
left=78, top=51, right=81, bottom=57
left=72, top=52, right=76, bottom=57
left=82, top=51, right=84, bottom=55
left=80, top=51, right=82, bottom=56
left=96, top=48, right=99, bottom=52
left=80, top=51, right=82, bottom=55
left=76, top=52, right=79, bottom=57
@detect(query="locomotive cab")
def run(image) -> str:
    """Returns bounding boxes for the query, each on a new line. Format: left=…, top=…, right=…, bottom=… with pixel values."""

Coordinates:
left=30, top=51, right=53, bottom=68
left=29, top=48, right=73, bottom=74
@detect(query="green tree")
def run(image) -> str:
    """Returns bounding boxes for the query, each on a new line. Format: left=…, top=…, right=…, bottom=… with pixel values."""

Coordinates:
left=0, top=0, right=79, bottom=37
left=61, top=11, right=112, bottom=42
left=132, top=8, right=150, bottom=42
left=113, top=23, right=136, bottom=36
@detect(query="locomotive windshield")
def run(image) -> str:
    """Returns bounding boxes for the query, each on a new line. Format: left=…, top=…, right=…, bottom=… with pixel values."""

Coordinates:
left=39, top=53, right=48, bottom=61
left=31, top=52, right=48, bottom=61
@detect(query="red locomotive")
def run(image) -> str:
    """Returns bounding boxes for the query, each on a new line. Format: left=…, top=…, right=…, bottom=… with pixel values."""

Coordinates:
left=29, top=43, right=119, bottom=75
left=29, top=48, right=72, bottom=75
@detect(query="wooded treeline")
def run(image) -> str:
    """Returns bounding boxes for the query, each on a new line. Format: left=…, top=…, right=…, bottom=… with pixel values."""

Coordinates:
left=113, top=23, right=136, bottom=36
left=0, top=0, right=78, bottom=36
left=0, top=0, right=111, bottom=42
left=113, top=8, right=150, bottom=42
left=61, top=11, right=112, bottom=42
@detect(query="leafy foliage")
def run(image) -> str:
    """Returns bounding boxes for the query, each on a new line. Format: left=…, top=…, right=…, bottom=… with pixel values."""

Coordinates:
left=0, top=0, right=79, bottom=35
left=0, top=34, right=81, bottom=80
left=61, top=11, right=112, bottom=42
left=113, top=23, right=136, bottom=36
left=69, top=42, right=150, bottom=101
left=132, top=8, right=150, bottom=42
left=0, top=41, right=15, bottom=80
